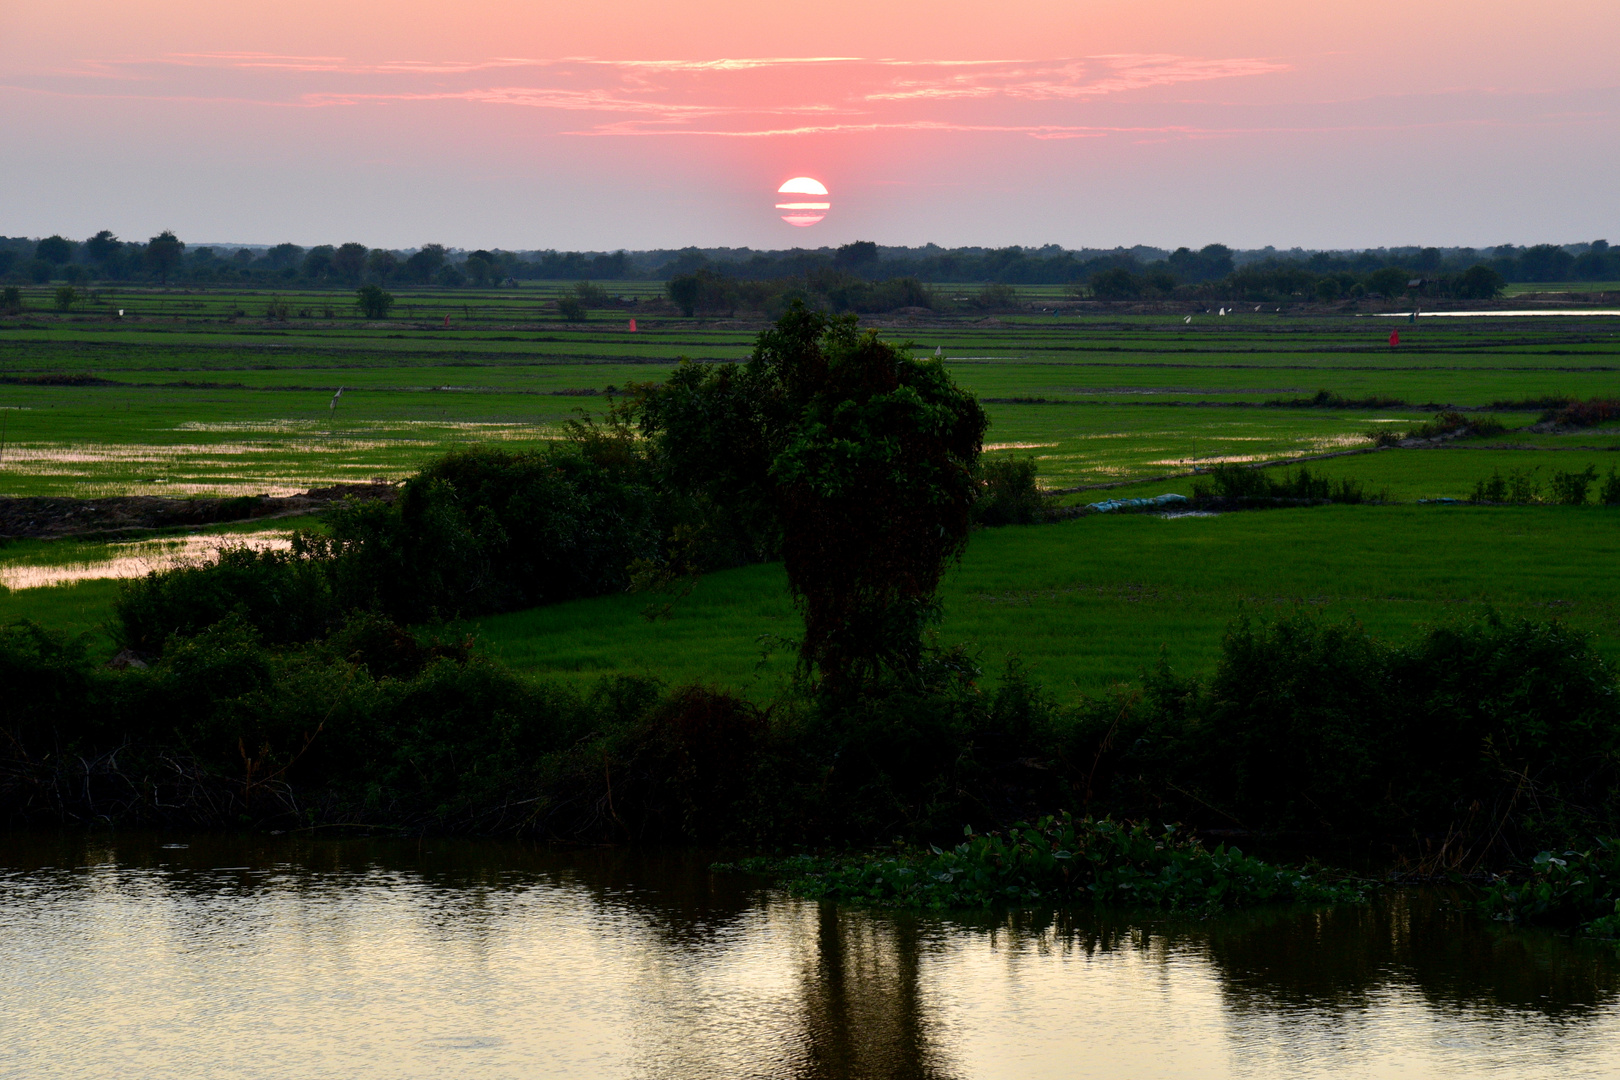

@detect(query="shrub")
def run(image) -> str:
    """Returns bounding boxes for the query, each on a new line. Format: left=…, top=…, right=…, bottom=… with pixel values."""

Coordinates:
left=0, top=621, right=96, bottom=747
left=1270, top=390, right=1408, bottom=409
left=1389, top=615, right=1620, bottom=843
left=1540, top=399, right=1620, bottom=429
left=0, top=286, right=20, bottom=315
left=1190, top=615, right=1389, bottom=828
left=1405, top=413, right=1512, bottom=442
left=317, top=443, right=663, bottom=621
left=1471, top=467, right=1542, bottom=504
left=1403, top=410, right=1470, bottom=440
left=1076, top=612, right=1620, bottom=854
left=971, top=283, right=1021, bottom=310
left=114, top=545, right=341, bottom=653
left=52, top=285, right=76, bottom=312
left=1550, top=465, right=1598, bottom=506
left=1192, top=464, right=1364, bottom=504
left=1601, top=467, right=1620, bottom=506
left=1453, top=264, right=1506, bottom=300
left=556, top=296, right=588, bottom=322
left=974, top=457, right=1046, bottom=525
left=355, top=284, right=394, bottom=319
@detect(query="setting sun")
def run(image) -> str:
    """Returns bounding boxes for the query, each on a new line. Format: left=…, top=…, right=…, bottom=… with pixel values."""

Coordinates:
left=776, top=176, right=829, bottom=226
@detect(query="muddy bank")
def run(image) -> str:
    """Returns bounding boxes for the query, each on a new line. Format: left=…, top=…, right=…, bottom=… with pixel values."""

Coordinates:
left=0, top=482, right=397, bottom=541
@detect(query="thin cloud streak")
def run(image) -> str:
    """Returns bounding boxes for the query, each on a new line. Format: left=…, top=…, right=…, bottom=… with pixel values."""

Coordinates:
left=572, top=115, right=1604, bottom=139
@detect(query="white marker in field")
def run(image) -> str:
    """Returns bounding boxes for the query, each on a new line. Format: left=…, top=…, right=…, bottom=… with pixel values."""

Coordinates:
left=330, top=386, right=345, bottom=427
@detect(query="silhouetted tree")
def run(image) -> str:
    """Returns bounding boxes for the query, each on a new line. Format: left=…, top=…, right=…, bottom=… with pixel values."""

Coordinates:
left=1363, top=267, right=1410, bottom=297
left=404, top=244, right=447, bottom=284
left=637, top=305, right=984, bottom=691
left=302, top=245, right=336, bottom=280
left=144, top=230, right=184, bottom=285
left=263, top=243, right=305, bottom=270
left=464, top=255, right=493, bottom=287
left=833, top=241, right=880, bottom=272
left=366, top=249, right=400, bottom=283
left=332, top=242, right=369, bottom=285
left=1089, top=265, right=1144, bottom=299
left=35, top=235, right=74, bottom=265
left=84, top=230, right=121, bottom=266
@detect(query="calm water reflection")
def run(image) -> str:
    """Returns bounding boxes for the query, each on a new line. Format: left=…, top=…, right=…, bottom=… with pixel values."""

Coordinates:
left=3, top=832, right=1620, bottom=1079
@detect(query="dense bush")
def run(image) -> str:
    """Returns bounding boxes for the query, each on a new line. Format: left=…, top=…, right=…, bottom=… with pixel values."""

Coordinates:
left=974, top=457, right=1046, bottom=525
left=1471, top=467, right=1542, bottom=504
left=1541, top=398, right=1620, bottom=429
left=1082, top=613, right=1620, bottom=859
left=1602, top=468, right=1620, bottom=506
left=116, top=545, right=341, bottom=652
left=1550, top=466, right=1599, bottom=506
left=1471, top=464, right=1611, bottom=505
left=1192, top=464, right=1365, bottom=504
left=320, top=443, right=663, bottom=621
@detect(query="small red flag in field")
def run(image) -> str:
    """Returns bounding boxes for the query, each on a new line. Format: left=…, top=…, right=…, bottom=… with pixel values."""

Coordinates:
left=629, top=318, right=638, bottom=332
left=1389, top=330, right=1400, bottom=346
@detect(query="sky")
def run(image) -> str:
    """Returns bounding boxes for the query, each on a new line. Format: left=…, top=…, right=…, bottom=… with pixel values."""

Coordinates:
left=2, top=0, right=1617, bottom=252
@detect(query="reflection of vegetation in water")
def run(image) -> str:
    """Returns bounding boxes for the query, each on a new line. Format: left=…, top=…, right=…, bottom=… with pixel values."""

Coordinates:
left=10, top=830, right=1620, bottom=1078
left=1202, top=889, right=1620, bottom=1021
left=791, top=907, right=951, bottom=1080
left=961, top=890, right=1620, bottom=1023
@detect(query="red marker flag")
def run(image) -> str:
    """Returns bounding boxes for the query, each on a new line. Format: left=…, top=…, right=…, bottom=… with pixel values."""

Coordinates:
left=629, top=318, right=638, bottom=332
left=1389, top=330, right=1400, bottom=347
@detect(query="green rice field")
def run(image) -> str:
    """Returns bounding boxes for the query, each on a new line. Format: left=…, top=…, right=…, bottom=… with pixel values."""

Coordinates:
left=2, top=282, right=1617, bottom=696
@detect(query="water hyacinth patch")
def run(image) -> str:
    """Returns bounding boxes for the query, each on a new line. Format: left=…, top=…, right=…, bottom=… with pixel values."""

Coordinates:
left=1482, top=840, right=1620, bottom=937
left=721, top=813, right=1366, bottom=912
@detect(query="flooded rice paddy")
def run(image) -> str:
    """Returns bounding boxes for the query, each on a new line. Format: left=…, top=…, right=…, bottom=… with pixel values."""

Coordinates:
left=0, top=531, right=291, bottom=590
left=4, top=832, right=1620, bottom=1080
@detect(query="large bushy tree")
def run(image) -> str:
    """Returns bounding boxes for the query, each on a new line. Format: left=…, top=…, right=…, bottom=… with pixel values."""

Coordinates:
left=635, top=303, right=986, bottom=691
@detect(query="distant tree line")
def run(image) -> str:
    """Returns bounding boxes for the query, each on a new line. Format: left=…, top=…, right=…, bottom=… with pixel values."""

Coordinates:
left=2, top=230, right=1616, bottom=300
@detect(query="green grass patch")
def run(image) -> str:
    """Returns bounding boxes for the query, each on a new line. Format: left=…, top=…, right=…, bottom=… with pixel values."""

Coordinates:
left=465, top=505, right=1620, bottom=697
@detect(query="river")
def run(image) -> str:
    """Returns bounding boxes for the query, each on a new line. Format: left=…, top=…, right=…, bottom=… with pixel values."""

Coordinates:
left=3, top=831, right=1618, bottom=1079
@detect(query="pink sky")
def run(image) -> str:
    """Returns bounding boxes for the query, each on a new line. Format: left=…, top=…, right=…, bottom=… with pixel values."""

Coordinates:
left=2, top=0, right=1616, bottom=250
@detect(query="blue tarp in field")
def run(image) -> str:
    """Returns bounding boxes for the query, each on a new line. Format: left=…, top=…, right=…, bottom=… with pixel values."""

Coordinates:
left=1086, top=493, right=1190, bottom=514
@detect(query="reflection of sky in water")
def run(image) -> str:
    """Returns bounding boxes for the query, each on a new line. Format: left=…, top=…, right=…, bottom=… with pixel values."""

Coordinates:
left=4, top=836, right=1620, bottom=1079
left=0, top=532, right=292, bottom=589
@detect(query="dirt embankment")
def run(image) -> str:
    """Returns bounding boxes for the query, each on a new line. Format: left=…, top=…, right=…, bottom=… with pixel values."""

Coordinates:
left=0, top=483, right=398, bottom=541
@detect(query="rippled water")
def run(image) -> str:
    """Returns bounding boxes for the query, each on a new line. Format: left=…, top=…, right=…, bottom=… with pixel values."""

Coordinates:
left=4, top=832, right=1620, bottom=1079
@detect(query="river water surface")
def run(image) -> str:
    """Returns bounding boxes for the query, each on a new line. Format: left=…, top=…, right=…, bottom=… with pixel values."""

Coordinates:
left=4, top=832, right=1620, bottom=1079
